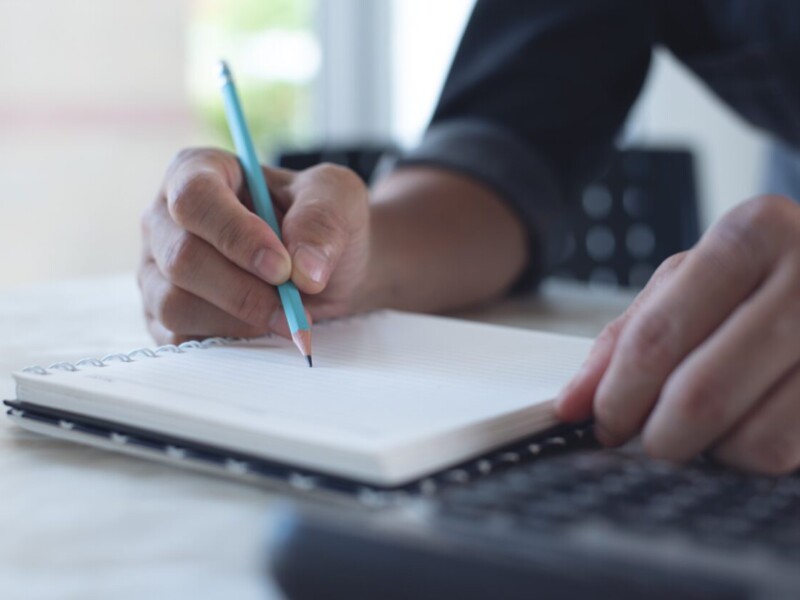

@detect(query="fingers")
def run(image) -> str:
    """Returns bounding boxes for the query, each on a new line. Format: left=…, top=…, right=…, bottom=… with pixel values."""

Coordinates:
left=139, top=259, right=267, bottom=340
left=591, top=203, right=780, bottom=447
left=713, top=364, right=800, bottom=475
left=142, top=149, right=368, bottom=347
left=147, top=200, right=284, bottom=332
left=164, top=148, right=292, bottom=285
left=556, top=251, right=689, bottom=423
left=555, top=318, right=623, bottom=422
left=642, top=257, right=800, bottom=461
left=280, top=164, right=370, bottom=294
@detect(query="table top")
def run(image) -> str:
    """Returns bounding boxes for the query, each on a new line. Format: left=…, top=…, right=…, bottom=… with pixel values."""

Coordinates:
left=0, top=274, right=633, bottom=599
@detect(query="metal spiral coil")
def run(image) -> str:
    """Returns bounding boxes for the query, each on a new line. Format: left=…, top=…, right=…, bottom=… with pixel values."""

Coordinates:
left=20, top=337, right=233, bottom=376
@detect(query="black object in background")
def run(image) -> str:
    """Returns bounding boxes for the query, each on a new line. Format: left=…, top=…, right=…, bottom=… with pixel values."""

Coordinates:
left=277, top=145, right=700, bottom=290
left=552, top=148, right=700, bottom=289
left=276, top=144, right=399, bottom=185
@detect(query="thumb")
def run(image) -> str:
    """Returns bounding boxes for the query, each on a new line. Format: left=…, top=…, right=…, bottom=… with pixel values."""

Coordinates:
left=280, top=164, right=367, bottom=294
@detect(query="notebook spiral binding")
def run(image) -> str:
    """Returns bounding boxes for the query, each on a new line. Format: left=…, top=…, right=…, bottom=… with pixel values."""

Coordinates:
left=21, top=337, right=234, bottom=376
left=22, top=314, right=377, bottom=375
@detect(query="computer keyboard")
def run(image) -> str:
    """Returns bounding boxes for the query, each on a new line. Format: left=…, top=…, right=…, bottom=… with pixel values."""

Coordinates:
left=437, top=449, right=800, bottom=560
left=271, top=432, right=800, bottom=600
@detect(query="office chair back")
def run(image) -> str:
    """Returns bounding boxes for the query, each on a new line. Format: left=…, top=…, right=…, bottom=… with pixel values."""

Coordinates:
left=551, top=148, right=700, bottom=289
left=277, top=145, right=701, bottom=290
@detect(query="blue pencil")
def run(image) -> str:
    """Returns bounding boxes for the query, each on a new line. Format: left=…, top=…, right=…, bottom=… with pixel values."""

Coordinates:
left=218, top=60, right=313, bottom=366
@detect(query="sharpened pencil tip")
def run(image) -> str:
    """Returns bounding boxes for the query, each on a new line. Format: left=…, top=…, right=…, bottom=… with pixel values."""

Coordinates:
left=292, top=329, right=313, bottom=367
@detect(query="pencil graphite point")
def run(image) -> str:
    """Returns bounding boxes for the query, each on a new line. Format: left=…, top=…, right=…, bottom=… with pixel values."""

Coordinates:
left=291, top=329, right=313, bottom=367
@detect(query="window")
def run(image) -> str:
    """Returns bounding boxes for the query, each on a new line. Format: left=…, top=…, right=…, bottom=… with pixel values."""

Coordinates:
left=390, top=0, right=474, bottom=147
left=188, top=0, right=320, bottom=155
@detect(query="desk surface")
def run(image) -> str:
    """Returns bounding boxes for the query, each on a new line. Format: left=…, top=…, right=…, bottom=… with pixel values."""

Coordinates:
left=0, top=275, right=633, bottom=600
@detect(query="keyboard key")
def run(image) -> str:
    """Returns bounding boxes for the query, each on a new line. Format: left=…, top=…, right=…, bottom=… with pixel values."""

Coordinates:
left=436, top=447, right=800, bottom=560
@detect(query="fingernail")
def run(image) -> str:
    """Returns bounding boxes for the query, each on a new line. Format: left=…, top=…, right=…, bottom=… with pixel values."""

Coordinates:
left=293, top=245, right=329, bottom=285
left=254, top=248, right=290, bottom=284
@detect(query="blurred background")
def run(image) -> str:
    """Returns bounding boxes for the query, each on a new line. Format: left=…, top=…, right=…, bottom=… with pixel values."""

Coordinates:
left=0, top=0, right=769, bottom=286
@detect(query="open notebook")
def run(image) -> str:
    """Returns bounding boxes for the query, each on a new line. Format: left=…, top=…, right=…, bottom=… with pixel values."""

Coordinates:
left=6, top=311, right=592, bottom=490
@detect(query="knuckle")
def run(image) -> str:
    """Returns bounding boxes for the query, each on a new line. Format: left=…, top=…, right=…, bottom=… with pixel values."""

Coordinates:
left=593, top=316, right=626, bottom=354
left=162, top=233, right=198, bottom=283
left=709, top=195, right=794, bottom=268
left=669, top=372, right=727, bottom=424
left=169, top=173, right=216, bottom=225
left=156, top=286, right=188, bottom=332
left=621, top=311, right=681, bottom=374
left=170, top=147, right=202, bottom=167
left=707, top=218, right=762, bottom=274
left=596, top=321, right=620, bottom=346
left=305, top=163, right=368, bottom=216
left=657, top=251, right=689, bottom=276
left=744, top=194, right=796, bottom=228
left=168, top=147, right=223, bottom=172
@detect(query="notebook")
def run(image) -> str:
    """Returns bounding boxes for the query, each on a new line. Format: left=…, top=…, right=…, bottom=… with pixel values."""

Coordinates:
left=6, top=311, right=592, bottom=490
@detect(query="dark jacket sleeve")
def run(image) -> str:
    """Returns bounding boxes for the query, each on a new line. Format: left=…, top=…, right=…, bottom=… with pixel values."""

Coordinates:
left=399, top=0, right=656, bottom=288
left=660, top=1, right=800, bottom=150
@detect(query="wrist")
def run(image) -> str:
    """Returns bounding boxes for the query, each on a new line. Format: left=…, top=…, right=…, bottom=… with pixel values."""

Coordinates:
left=349, top=202, right=395, bottom=313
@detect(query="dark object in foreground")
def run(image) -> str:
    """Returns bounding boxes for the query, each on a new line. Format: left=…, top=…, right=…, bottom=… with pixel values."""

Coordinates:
left=271, top=433, right=800, bottom=600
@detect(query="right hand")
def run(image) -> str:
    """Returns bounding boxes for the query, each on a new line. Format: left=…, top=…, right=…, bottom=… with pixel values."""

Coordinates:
left=139, top=147, right=370, bottom=344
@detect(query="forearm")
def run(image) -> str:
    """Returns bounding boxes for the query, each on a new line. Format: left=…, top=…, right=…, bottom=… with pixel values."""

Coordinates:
left=356, top=166, right=529, bottom=314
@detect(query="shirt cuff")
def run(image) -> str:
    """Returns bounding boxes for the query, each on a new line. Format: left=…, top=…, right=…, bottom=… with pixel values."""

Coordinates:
left=396, top=118, right=567, bottom=291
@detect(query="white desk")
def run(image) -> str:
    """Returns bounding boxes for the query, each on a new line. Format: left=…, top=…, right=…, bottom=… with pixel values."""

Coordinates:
left=0, top=275, right=633, bottom=600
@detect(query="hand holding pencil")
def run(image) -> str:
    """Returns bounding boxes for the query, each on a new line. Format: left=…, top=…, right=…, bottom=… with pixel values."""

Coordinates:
left=218, top=60, right=314, bottom=364
left=138, top=72, right=370, bottom=357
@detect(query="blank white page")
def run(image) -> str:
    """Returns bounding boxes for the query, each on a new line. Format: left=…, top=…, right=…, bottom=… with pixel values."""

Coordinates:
left=15, top=311, right=593, bottom=483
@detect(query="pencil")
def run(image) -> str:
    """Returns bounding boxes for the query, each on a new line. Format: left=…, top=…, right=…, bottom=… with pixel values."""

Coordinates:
left=217, top=60, right=313, bottom=367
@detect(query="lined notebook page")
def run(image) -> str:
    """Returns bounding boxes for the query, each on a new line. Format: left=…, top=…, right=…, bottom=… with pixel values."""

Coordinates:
left=15, top=312, right=592, bottom=477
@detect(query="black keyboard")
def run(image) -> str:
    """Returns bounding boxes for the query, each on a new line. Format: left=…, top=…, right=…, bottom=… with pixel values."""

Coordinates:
left=271, top=436, right=800, bottom=600
left=437, top=448, right=800, bottom=559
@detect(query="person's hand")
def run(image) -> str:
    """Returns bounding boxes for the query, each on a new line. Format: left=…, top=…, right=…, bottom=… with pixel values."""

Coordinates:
left=557, top=195, right=800, bottom=475
left=139, top=147, right=369, bottom=344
